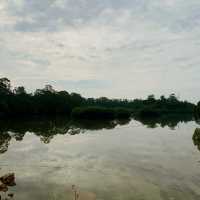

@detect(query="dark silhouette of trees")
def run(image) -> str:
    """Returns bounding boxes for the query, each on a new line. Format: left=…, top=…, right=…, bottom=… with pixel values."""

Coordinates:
left=0, top=78, right=11, bottom=95
left=195, top=101, right=200, bottom=118
left=0, top=116, right=132, bottom=152
left=147, top=94, right=156, bottom=104
left=0, top=77, right=196, bottom=119
left=71, top=107, right=131, bottom=120
left=13, top=86, right=26, bottom=95
left=193, top=128, right=200, bottom=151
left=135, top=114, right=193, bottom=130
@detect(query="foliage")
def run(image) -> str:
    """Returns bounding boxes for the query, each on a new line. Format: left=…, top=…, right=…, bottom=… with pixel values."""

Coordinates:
left=71, top=107, right=131, bottom=120
left=135, top=114, right=193, bottom=129
left=71, top=107, right=116, bottom=119
left=195, top=101, right=200, bottom=118
left=114, top=108, right=132, bottom=119
left=193, top=128, right=200, bottom=151
left=136, top=107, right=161, bottom=118
left=0, top=77, right=196, bottom=119
left=0, top=116, right=132, bottom=152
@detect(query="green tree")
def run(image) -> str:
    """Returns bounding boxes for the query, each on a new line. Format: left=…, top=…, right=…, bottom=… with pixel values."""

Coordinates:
left=160, top=95, right=166, bottom=102
left=0, top=78, right=11, bottom=95
left=14, top=86, right=26, bottom=95
left=168, top=93, right=178, bottom=102
left=147, top=94, right=156, bottom=104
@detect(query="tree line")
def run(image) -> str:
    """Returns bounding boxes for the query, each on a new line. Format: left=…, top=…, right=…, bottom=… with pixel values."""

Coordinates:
left=195, top=102, right=200, bottom=118
left=0, top=77, right=196, bottom=119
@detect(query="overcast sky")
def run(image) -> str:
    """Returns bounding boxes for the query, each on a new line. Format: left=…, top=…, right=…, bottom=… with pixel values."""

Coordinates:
left=0, top=0, right=200, bottom=102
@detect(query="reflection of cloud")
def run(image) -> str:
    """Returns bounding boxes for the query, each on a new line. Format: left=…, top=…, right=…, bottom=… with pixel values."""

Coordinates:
left=0, top=0, right=200, bottom=101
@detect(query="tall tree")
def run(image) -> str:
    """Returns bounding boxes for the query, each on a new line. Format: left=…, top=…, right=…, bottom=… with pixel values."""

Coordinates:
left=14, top=86, right=26, bottom=95
left=0, top=78, right=11, bottom=95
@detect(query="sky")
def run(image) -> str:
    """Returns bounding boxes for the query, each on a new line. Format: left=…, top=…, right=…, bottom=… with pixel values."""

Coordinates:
left=0, top=0, right=200, bottom=102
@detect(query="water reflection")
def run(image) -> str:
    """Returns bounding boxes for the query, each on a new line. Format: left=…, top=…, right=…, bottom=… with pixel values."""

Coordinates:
left=0, top=133, right=11, bottom=154
left=0, top=116, right=199, bottom=200
left=193, top=128, right=200, bottom=151
left=134, top=114, right=193, bottom=129
left=0, top=115, right=194, bottom=155
left=0, top=117, right=131, bottom=154
left=0, top=173, right=16, bottom=199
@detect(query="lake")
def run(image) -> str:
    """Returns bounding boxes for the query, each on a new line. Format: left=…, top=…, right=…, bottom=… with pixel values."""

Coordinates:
left=0, top=116, right=200, bottom=200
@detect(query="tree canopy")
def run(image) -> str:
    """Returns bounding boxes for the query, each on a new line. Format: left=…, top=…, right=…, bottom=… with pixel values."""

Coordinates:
left=0, top=77, right=196, bottom=119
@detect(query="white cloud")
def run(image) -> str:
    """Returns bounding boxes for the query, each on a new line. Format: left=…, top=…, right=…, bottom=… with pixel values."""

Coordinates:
left=0, top=0, right=200, bottom=102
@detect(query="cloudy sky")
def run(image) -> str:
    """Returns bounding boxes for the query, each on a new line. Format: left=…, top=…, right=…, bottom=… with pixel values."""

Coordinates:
left=0, top=0, right=200, bottom=102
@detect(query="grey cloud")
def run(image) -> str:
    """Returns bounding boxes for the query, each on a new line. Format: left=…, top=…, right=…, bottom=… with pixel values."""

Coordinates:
left=3, top=0, right=200, bottom=32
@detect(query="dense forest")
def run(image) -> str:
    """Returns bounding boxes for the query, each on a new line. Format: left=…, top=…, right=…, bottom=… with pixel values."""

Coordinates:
left=195, top=102, right=200, bottom=118
left=0, top=77, right=196, bottom=119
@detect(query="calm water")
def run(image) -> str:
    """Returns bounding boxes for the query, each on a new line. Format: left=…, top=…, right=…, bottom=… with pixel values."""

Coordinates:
left=0, top=116, right=200, bottom=200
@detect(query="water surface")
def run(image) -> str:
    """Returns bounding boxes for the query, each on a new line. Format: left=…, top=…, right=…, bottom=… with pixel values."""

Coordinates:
left=0, top=116, right=200, bottom=200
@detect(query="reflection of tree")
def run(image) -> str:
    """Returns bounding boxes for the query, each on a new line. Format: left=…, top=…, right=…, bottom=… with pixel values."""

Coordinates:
left=193, top=128, right=200, bottom=151
left=116, top=118, right=131, bottom=126
left=0, top=132, right=11, bottom=154
left=40, top=135, right=54, bottom=144
left=195, top=117, right=200, bottom=126
left=66, top=119, right=130, bottom=135
left=0, top=117, right=71, bottom=150
left=0, top=173, right=16, bottom=199
left=71, top=119, right=118, bottom=130
left=67, top=127, right=85, bottom=135
left=0, top=117, right=131, bottom=153
left=134, top=114, right=193, bottom=130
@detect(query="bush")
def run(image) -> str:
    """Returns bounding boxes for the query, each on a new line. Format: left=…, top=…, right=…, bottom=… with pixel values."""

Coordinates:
left=137, top=107, right=161, bottom=118
left=71, top=107, right=131, bottom=120
left=71, top=107, right=116, bottom=120
left=0, top=77, right=196, bottom=119
left=115, top=108, right=131, bottom=119
left=193, top=128, right=200, bottom=151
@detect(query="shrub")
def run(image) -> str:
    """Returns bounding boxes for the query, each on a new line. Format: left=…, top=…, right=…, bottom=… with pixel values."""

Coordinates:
left=138, top=107, right=161, bottom=118
left=115, top=108, right=131, bottom=119
left=71, top=107, right=131, bottom=120
left=71, top=107, right=116, bottom=120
